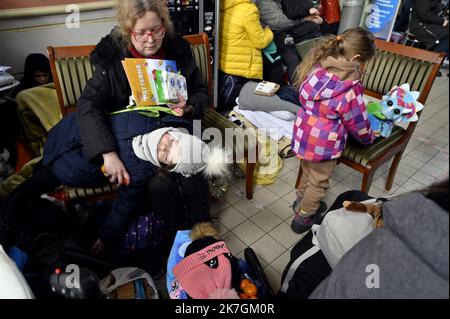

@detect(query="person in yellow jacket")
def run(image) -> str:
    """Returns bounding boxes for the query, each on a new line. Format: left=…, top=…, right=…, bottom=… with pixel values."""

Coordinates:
left=218, top=0, right=275, bottom=111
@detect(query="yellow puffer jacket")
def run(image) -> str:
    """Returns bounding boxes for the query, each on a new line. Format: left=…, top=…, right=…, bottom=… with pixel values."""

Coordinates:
left=219, top=0, right=273, bottom=79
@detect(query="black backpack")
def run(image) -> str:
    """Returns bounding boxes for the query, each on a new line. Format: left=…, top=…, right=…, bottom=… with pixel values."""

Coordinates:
left=277, top=230, right=331, bottom=299
left=276, top=190, right=375, bottom=299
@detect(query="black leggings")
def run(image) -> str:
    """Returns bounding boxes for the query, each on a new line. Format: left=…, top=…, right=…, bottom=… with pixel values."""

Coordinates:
left=146, top=171, right=211, bottom=238
left=0, top=165, right=62, bottom=248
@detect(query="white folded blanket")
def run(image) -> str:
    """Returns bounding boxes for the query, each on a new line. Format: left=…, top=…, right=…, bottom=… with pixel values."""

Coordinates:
left=233, top=105, right=295, bottom=141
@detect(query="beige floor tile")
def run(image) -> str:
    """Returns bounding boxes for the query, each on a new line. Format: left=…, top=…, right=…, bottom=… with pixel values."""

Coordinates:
left=401, top=178, right=430, bottom=192
left=217, top=206, right=247, bottom=230
left=332, top=165, right=355, bottom=181
left=322, top=190, right=340, bottom=208
left=250, top=234, right=286, bottom=264
left=269, top=222, right=303, bottom=249
left=270, top=250, right=290, bottom=275
left=210, top=200, right=230, bottom=216
left=280, top=170, right=298, bottom=187
left=329, top=183, right=352, bottom=198
left=411, top=170, right=440, bottom=186
left=340, top=173, right=363, bottom=190
left=221, top=231, right=247, bottom=256
left=250, top=210, right=283, bottom=233
left=372, top=175, right=402, bottom=192
left=233, top=198, right=263, bottom=218
left=223, top=184, right=246, bottom=205
left=231, top=220, right=265, bottom=246
left=265, top=178, right=294, bottom=197
left=408, top=149, right=437, bottom=163
left=402, top=155, right=427, bottom=170
left=284, top=157, right=300, bottom=170
left=211, top=218, right=229, bottom=237
left=397, top=162, right=419, bottom=177
left=252, top=187, right=280, bottom=208
left=278, top=162, right=292, bottom=177
left=266, top=198, right=294, bottom=221
left=428, top=157, right=450, bottom=171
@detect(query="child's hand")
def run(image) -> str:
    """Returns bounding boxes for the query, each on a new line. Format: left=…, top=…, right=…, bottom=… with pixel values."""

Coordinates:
left=167, top=95, right=187, bottom=110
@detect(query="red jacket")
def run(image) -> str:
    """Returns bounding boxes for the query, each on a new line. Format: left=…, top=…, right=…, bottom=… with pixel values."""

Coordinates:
left=321, top=0, right=340, bottom=24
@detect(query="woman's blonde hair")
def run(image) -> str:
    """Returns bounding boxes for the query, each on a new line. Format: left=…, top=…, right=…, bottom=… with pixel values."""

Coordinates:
left=115, top=0, right=175, bottom=46
left=294, top=27, right=376, bottom=88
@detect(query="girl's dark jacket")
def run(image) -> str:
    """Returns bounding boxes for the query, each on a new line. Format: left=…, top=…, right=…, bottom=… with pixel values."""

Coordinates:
left=77, top=28, right=209, bottom=163
left=43, top=111, right=192, bottom=247
left=410, top=0, right=448, bottom=48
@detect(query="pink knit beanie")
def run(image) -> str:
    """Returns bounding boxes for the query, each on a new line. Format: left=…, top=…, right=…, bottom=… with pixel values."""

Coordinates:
left=173, top=240, right=239, bottom=299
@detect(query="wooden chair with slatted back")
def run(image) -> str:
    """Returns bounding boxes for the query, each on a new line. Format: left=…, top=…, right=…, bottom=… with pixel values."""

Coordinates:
left=47, top=32, right=257, bottom=208
left=295, top=39, right=445, bottom=193
left=184, top=33, right=258, bottom=199
left=47, top=45, right=96, bottom=117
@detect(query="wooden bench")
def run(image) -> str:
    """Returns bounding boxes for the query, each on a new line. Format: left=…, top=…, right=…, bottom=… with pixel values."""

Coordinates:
left=47, top=32, right=257, bottom=208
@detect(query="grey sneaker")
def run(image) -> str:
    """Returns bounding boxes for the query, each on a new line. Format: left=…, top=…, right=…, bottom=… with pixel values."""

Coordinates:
left=290, top=201, right=327, bottom=234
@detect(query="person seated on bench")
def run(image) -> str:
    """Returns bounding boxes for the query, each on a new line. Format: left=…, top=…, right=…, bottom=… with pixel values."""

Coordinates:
left=410, top=0, right=448, bottom=57
left=77, top=0, right=209, bottom=189
left=0, top=111, right=228, bottom=256
left=11, top=53, right=52, bottom=98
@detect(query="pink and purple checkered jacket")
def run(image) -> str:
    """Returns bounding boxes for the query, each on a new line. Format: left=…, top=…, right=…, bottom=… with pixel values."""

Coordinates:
left=292, top=66, right=375, bottom=162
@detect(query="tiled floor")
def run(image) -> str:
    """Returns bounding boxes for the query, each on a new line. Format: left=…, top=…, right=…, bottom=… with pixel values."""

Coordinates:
left=209, top=72, right=449, bottom=294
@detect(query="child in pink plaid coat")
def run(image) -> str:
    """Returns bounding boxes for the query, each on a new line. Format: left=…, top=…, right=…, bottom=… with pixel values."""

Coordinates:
left=290, top=27, right=376, bottom=234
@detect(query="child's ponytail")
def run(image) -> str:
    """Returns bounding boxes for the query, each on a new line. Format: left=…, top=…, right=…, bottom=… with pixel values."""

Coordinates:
left=293, top=27, right=376, bottom=88
left=293, top=35, right=343, bottom=88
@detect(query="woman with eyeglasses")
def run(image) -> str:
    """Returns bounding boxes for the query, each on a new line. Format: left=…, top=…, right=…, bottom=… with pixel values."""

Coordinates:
left=74, top=0, right=210, bottom=254
left=77, top=0, right=209, bottom=189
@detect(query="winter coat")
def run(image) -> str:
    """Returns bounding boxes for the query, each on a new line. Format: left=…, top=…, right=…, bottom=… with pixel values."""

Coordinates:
left=43, top=111, right=192, bottom=246
left=322, top=0, right=340, bottom=25
left=219, top=0, right=274, bottom=79
left=77, top=28, right=209, bottom=162
left=255, top=0, right=302, bottom=31
left=255, top=0, right=321, bottom=44
left=310, top=192, right=449, bottom=299
left=410, top=0, right=448, bottom=48
left=291, top=58, right=374, bottom=162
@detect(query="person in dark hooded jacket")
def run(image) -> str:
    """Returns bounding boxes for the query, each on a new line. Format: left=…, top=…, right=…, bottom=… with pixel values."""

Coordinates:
left=409, top=0, right=448, bottom=53
left=77, top=0, right=209, bottom=188
left=11, top=53, right=52, bottom=98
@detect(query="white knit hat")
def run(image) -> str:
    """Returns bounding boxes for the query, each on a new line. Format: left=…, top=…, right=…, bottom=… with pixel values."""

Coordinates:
left=132, top=128, right=229, bottom=177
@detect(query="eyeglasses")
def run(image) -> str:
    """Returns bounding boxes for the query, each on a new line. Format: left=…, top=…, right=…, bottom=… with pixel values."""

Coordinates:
left=131, top=27, right=165, bottom=42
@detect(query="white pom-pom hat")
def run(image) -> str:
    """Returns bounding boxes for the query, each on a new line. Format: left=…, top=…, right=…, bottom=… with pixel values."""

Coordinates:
left=132, top=127, right=230, bottom=177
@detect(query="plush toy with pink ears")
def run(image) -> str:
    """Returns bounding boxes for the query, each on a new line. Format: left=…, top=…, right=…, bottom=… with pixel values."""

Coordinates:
left=367, top=83, right=424, bottom=138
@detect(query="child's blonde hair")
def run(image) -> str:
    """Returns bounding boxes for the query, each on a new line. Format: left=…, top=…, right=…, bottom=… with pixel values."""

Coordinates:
left=114, top=0, right=174, bottom=47
left=294, top=27, right=376, bottom=87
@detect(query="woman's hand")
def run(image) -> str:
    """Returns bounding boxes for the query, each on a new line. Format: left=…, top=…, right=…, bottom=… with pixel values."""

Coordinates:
left=309, top=7, right=320, bottom=16
left=304, top=15, right=323, bottom=24
left=102, top=151, right=131, bottom=186
left=91, top=239, right=106, bottom=255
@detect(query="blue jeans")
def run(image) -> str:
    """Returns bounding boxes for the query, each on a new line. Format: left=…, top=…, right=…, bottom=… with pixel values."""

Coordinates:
left=218, top=71, right=249, bottom=112
left=276, top=85, right=302, bottom=106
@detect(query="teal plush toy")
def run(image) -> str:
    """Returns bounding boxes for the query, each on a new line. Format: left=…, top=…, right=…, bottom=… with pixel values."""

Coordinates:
left=367, top=84, right=423, bottom=138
